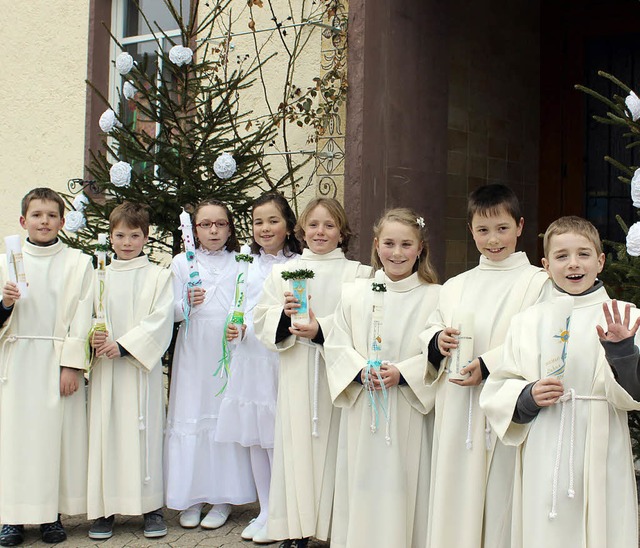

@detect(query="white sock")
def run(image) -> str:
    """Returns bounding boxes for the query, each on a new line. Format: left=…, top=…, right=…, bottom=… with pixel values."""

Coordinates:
left=250, top=446, right=272, bottom=524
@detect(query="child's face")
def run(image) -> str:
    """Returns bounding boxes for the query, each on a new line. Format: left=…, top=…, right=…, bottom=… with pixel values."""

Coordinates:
left=542, top=232, right=604, bottom=295
left=375, top=221, right=422, bottom=282
left=470, top=207, right=523, bottom=262
left=253, top=201, right=288, bottom=256
left=195, top=205, right=230, bottom=252
left=20, top=199, right=64, bottom=245
left=110, top=223, right=148, bottom=260
left=303, top=205, right=341, bottom=255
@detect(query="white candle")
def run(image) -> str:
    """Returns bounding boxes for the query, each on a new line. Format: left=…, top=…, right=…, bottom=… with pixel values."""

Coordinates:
left=179, top=208, right=201, bottom=287
left=370, top=269, right=385, bottom=363
left=95, top=233, right=108, bottom=323
left=4, top=235, right=28, bottom=299
left=449, top=311, right=474, bottom=380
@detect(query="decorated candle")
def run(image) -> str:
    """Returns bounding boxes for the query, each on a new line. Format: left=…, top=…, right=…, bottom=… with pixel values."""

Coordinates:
left=281, top=268, right=315, bottom=325
left=448, top=311, right=474, bottom=380
left=94, top=233, right=109, bottom=324
left=229, top=244, right=253, bottom=345
left=542, top=295, right=573, bottom=379
left=370, top=269, right=386, bottom=363
left=4, top=235, right=28, bottom=299
left=179, top=208, right=202, bottom=289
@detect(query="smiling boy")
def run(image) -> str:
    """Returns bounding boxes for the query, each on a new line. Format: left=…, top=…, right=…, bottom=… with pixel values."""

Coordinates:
left=420, top=184, right=549, bottom=548
left=480, top=216, right=640, bottom=548
left=0, top=188, right=93, bottom=546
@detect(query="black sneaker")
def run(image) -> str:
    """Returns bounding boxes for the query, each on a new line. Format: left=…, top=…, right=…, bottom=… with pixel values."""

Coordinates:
left=40, top=515, right=66, bottom=544
left=0, top=525, right=24, bottom=547
left=293, top=539, right=309, bottom=548
left=88, top=515, right=115, bottom=540
left=143, top=510, right=167, bottom=538
left=278, top=542, right=293, bottom=548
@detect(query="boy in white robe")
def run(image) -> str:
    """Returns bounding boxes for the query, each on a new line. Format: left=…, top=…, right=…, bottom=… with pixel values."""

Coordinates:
left=0, top=188, right=93, bottom=546
left=88, top=203, right=174, bottom=540
left=480, top=216, right=640, bottom=548
left=420, top=184, right=549, bottom=548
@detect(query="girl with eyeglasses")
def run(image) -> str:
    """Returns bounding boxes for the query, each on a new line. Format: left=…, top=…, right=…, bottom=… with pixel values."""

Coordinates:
left=165, top=199, right=255, bottom=531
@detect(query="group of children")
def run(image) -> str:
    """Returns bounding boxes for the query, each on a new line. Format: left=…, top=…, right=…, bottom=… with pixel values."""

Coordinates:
left=0, top=183, right=637, bottom=548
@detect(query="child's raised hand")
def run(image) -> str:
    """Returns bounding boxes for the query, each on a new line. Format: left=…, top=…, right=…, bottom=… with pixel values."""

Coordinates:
left=437, top=327, right=460, bottom=357
left=226, top=323, right=247, bottom=341
left=532, top=377, right=564, bottom=407
left=283, top=291, right=300, bottom=318
left=596, top=300, right=640, bottom=343
left=90, top=329, right=108, bottom=348
left=2, top=281, right=20, bottom=308
left=189, top=287, right=206, bottom=306
left=60, top=366, right=80, bottom=397
left=290, top=307, right=319, bottom=340
left=449, top=357, right=483, bottom=386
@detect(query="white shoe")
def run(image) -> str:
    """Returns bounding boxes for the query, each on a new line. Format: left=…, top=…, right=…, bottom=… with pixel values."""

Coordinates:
left=241, top=518, right=262, bottom=540
left=179, top=503, right=203, bottom=528
left=200, top=504, right=231, bottom=529
left=252, top=523, right=276, bottom=544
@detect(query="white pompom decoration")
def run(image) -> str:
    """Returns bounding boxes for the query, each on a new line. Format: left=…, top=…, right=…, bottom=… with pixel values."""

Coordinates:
left=631, top=168, right=640, bottom=208
left=110, top=161, right=132, bottom=187
left=115, top=52, right=135, bottom=75
left=72, top=193, right=89, bottom=212
left=99, top=109, right=120, bottom=133
left=123, top=81, right=137, bottom=100
left=213, top=153, right=237, bottom=179
left=627, top=222, right=640, bottom=256
left=626, top=91, right=640, bottom=122
left=65, top=211, right=86, bottom=232
left=169, top=45, right=193, bottom=67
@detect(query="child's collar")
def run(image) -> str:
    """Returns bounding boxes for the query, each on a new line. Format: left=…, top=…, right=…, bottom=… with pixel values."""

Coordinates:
left=552, top=279, right=604, bottom=297
left=26, top=237, right=58, bottom=247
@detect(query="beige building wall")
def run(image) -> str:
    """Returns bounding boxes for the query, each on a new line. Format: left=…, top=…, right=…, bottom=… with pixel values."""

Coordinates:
left=0, top=2, right=90, bottom=236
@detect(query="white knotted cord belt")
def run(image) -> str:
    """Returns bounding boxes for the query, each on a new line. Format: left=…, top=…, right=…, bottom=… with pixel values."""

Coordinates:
left=298, top=340, right=321, bottom=437
left=0, top=335, right=65, bottom=383
left=138, top=368, right=151, bottom=483
left=466, top=387, right=474, bottom=449
left=548, top=388, right=607, bottom=520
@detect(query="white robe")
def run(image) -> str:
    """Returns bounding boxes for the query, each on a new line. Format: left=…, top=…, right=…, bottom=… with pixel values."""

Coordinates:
left=254, top=247, right=372, bottom=541
left=480, top=286, right=640, bottom=548
left=216, top=250, right=298, bottom=448
left=325, top=273, right=440, bottom=548
left=87, top=256, right=174, bottom=518
left=164, top=248, right=255, bottom=509
left=419, top=252, right=549, bottom=548
left=0, top=239, right=93, bottom=524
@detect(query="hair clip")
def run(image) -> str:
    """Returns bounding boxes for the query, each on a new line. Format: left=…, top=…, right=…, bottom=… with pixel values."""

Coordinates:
left=416, top=217, right=425, bottom=228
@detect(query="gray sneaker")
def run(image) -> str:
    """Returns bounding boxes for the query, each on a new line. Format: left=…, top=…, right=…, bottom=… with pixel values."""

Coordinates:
left=88, top=516, right=114, bottom=540
left=143, top=511, right=167, bottom=538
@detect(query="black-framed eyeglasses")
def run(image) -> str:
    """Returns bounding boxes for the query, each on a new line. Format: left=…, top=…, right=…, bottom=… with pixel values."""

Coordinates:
left=195, top=220, right=229, bottom=229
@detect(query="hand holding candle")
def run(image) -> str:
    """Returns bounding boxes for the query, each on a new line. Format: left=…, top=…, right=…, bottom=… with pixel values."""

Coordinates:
left=4, top=235, right=28, bottom=299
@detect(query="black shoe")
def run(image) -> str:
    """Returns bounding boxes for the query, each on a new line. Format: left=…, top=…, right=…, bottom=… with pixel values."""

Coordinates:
left=293, top=539, right=309, bottom=548
left=88, top=515, right=115, bottom=540
left=40, top=515, right=66, bottom=544
left=143, top=510, right=167, bottom=538
left=278, top=542, right=293, bottom=548
left=0, top=525, right=24, bottom=547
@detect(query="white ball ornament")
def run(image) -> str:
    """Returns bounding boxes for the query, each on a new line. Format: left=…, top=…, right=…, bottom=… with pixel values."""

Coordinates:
left=123, top=81, right=137, bottom=100
left=626, top=222, right=640, bottom=257
left=65, top=211, right=86, bottom=232
left=626, top=91, right=640, bottom=122
left=213, top=153, right=237, bottom=179
left=115, top=52, right=135, bottom=75
left=99, top=109, right=120, bottom=133
left=169, top=45, right=193, bottom=67
left=110, top=161, right=132, bottom=187
left=72, top=193, right=89, bottom=212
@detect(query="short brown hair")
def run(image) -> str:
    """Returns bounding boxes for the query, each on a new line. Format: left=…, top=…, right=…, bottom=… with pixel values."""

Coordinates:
left=295, top=197, right=352, bottom=252
left=109, top=202, right=150, bottom=237
left=21, top=188, right=65, bottom=217
left=543, top=216, right=603, bottom=256
left=467, top=184, right=521, bottom=225
left=371, top=208, right=438, bottom=284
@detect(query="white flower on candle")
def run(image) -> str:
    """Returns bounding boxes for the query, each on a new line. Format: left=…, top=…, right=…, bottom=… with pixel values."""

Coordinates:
left=631, top=168, right=640, bottom=208
left=626, top=91, right=640, bottom=122
left=214, top=153, right=237, bottom=179
left=65, top=210, right=86, bottom=232
left=627, top=222, right=640, bottom=256
left=72, top=193, right=89, bottom=212
left=169, top=45, right=193, bottom=66
left=99, top=109, right=121, bottom=133
left=123, top=81, right=137, bottom=100
left=115, top=52, right=134, bottom=75
left=110, top=161, right=132, bottom=187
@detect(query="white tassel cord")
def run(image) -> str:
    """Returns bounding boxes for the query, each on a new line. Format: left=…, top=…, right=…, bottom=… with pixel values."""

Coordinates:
left=465, top=387, right=474, bottom=450
left=138, top=369, right=151, bottom=483
left=312, top=346, right=320, bottom=437
left=548, top=389, right=607, bottom=520
left=0, top=335, right=64, bottom=384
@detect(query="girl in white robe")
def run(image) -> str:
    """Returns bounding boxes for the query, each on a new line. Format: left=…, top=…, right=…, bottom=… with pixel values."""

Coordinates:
left=254, top=197, right=372, bottom=548
left=216, top=192, right=301, bottom=543
left=325, top=208, right=440, bottom=548
left=165, top=200, right=255, bottom=529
